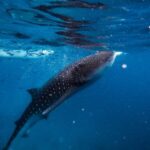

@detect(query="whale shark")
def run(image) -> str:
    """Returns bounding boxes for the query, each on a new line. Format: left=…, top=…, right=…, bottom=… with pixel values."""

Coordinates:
left=3, top=50, right=122, bottom=150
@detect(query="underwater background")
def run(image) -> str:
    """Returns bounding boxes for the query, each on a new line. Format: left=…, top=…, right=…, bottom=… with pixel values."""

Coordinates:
left=0, top=0, right=150, bottom=150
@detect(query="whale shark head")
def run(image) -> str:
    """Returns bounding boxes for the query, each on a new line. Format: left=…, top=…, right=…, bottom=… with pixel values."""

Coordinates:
left=71, top=50, right=122, bottom=84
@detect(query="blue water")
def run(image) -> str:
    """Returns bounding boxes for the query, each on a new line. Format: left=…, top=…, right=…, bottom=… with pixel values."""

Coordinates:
left=0, top=0, right=150, bottom=150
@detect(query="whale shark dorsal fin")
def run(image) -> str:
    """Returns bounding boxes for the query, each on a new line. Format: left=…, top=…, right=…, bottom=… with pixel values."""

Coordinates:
left=27, top=88, right=39, bottom=100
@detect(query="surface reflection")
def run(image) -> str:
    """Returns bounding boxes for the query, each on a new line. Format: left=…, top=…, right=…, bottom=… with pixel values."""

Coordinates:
left=0, top=0, right=106, bottom=49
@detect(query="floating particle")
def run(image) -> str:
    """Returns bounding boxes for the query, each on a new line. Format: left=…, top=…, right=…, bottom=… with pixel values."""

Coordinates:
left=122, top=136, right=127, bottom=140
left=127, top=105, right=131, bottom=109
left=68, top=145, right=73, bottom=150
left=89, top=112, right=93, bottom=117
left=144, top=120, right=148, bottom=124
left=121, top=64, right=127, bottom=69
left=114, top=140, right=119, bottom=144
left=59, top=137, right=64, bottom=143
left=72, top=120, right=76, bottom=124
left=81, top=108, right=85, bottom=112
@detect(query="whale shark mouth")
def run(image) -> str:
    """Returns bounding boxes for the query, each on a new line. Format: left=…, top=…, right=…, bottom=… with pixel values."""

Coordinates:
left=0, top=49, right=54, bottom=58
left=110, top=51, right=123, bottom=65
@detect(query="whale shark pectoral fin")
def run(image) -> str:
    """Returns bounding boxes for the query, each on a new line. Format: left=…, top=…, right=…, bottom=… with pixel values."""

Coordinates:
left=27, top=88, right=39, bottom=100
left=42, top=107, right=52, bottom=118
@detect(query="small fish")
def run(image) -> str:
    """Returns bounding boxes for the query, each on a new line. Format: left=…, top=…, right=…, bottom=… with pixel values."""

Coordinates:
left=3, top=51, right=122, bottom=150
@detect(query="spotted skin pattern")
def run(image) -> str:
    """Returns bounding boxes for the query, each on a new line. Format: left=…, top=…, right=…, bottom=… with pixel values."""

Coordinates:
left=3, top=51, right=114, bottom=150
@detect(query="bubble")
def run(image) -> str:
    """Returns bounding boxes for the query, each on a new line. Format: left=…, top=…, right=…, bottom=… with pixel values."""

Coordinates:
left=121, top=64, right=127, bottom=69
left=81, top=108, right=85, bottom=112
left=122, top=136, right=127, bottom=140
left=72, top=120, right=76, bottom=124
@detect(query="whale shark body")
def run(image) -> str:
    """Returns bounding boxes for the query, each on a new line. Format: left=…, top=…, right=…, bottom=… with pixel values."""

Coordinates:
left=3, top=51, right=121, bottom=150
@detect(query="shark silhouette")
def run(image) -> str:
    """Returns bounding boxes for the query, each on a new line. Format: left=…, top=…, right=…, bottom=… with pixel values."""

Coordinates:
left=3, top=51, right=121, bottom=150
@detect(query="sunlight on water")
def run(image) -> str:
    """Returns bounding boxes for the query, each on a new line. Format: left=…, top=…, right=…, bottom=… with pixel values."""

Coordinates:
left=0, top=49, right=54, bottom=58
